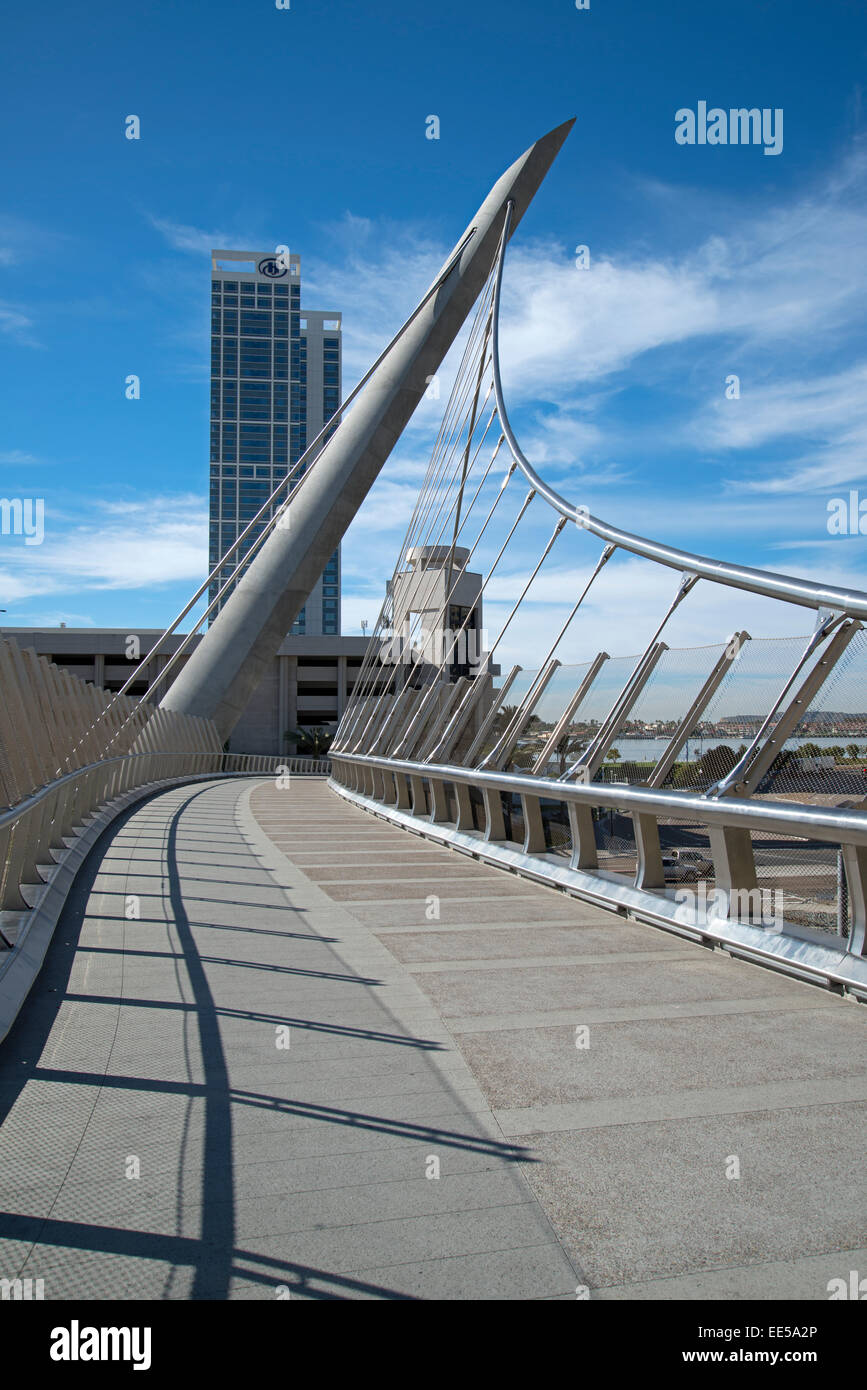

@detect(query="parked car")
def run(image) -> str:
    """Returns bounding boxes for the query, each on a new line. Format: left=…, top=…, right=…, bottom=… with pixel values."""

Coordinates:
left=662, top=848, right=713, bottom=881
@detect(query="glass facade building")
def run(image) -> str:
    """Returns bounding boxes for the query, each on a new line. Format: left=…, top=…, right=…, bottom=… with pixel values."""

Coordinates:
left=209, top=248, right=342, bottom=634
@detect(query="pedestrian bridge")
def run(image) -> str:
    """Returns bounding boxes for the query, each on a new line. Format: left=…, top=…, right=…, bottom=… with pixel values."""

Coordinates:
left=0, top=772, right=864, bottom=1300
left=1, top=120, right=866, bottom=1300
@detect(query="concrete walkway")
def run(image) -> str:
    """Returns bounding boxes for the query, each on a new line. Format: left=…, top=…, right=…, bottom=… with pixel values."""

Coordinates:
left=1, top=774, right=865, bottom=1299
left=0, top=777, right=577, bottom=1300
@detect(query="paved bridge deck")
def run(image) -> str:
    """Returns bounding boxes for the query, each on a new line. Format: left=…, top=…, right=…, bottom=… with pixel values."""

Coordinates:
left=0, top=775, right=864, bottom=1300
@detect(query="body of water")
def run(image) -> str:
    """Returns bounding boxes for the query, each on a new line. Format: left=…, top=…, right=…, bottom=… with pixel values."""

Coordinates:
left=605, top=735, right=867, bottom=764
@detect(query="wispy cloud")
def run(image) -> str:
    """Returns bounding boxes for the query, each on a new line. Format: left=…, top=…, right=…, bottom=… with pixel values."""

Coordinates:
left=0, top=492, right=207, bottom=602
left=0, top=213, right=68, bottom=269
left=0, top=449, right=46, bottom=466
left=0, top=301, right=39, bottom=347
left=147, top=215, right=233, bottom=256
left=688, top=363, right=867, bottom=494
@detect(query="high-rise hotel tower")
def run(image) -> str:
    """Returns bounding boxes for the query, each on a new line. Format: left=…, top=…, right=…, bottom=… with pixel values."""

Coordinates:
left=209, top=248, right=342, bottom=634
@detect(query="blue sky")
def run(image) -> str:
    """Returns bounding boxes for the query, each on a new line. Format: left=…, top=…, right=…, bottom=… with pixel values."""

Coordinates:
left=1, top=0, right=865, bottom=664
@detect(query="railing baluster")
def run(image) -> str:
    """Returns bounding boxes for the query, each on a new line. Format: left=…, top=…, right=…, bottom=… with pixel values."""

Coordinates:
left=633, top=812, right=665, bottom=889
left=707, top=824, right=758, bottom=917
left=429, top=777, right=450, bottom=823
left=521, top=794, right=546, bottom=854
left=567, top=800, right=597, bottom=870
left=483, top=787, right=506, bottom=841
left=841, top=844, right=867, bottom=956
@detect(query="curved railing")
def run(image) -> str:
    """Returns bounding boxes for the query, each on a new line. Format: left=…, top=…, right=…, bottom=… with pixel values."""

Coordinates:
left=0, top=637, right=332, bottom=938
left=330, top=750, right=867, bottom=997
left=330, top=200, right=867, bottom=997
left=0, top=749, right=319, bottom=927
left=491, top=200, right=867, bottom=621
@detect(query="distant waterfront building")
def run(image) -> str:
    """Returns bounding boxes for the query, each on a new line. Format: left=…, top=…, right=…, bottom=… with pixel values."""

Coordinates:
left=209, top=248, right=342, bottom=634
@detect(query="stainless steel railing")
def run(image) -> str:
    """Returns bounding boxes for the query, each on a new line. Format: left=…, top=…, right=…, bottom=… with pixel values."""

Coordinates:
left=0, top=750, right=330, bottom=928
left=330, top=750, right=867, bottom=995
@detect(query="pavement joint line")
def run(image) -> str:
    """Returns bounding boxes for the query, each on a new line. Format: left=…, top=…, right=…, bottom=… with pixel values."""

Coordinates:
left=279, top=1236, right=577, bottom=1284
left=443, top=995, right=847, bottom=1032
left=403, top=949, right=701, bottom=974
left=311, top=893, right=562, bottom=906
left=308, top=873, right=517, bottom=885
left=589, top=1244, right=867, bottom=1296
left=371, top=918, right=626, bottom=933
left=493, top=1075, right=867, bottom=1136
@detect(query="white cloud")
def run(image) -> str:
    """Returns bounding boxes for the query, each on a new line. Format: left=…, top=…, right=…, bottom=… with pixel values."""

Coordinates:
left=684, top=363, right=867, bottom=494
left=0, top=494, right=208, bottom=602
left=0, top=301, right=38, bottom=347
left=148, top=216, right=238, bottom=256
left=0, top=449, right=45, bottom=466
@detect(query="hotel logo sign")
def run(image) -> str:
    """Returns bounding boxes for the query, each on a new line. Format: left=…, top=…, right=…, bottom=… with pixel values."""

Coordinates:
left=258, top=257, right=288, bottom=279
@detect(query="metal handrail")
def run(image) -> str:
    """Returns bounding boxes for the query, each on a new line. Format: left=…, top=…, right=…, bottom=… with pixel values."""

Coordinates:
left=0, top=751, right=300, bottom=830
left=490, top=201, right=867, bottom=620
left=332, top=750, right=867, bottom=847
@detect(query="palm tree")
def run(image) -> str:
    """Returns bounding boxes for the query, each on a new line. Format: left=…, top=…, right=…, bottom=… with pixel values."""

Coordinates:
left=285, top=725, right=333, bottom=758
left=556, top=734, right=588, bottom=777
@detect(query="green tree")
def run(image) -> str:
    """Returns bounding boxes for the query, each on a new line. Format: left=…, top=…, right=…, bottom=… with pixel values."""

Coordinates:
left=697, top=743, right=739, bottom=784
left=285, top=725, right=333, bottom=758
left=556, top=734, right=589, bottom=777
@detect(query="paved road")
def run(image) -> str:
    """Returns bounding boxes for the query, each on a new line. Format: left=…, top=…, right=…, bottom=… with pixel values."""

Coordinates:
left=0, top=774, right=865, bottom=1299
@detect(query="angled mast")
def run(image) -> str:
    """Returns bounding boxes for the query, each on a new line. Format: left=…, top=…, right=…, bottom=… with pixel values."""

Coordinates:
left=160, top=120, right=575, bottom=739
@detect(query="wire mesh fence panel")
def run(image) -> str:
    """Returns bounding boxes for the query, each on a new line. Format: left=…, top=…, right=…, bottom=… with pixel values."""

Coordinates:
left=641, top=634, right=864, bottom=798
left=540, top=799, right=571, bottom=855
left=593, top=806, right=638, bottom=876
left=754, top=626, right=867, bottom=801
left=509, top=660, right=593, bottom=774
left=750, top=827, right=844, bottom=938
left=478, top=668, right=541, bottom=765
left=617, top=644, right=727, bottom=785
left=500, top=791, right=525, bottom=845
